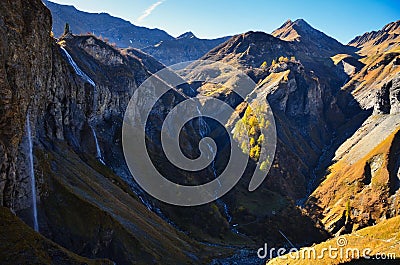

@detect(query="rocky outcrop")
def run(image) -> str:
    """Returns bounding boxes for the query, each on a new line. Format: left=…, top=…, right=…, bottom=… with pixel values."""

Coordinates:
left=375, top=75, right=400, bottom=114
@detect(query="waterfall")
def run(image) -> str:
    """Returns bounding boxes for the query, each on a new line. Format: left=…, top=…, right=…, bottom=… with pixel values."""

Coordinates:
left=26, top=112, right=39, bottom=232
left=196, top=105, right=208, bottom=138
left=196, top=104, right=235, bottom=229
left=90, top=125, right=105, bottom=165
left=60, top=46, right=176, bottom=226
left=60, top=46, right=97, bottom=111
left=60, top=45, right=182, bottom=229
left=61, top=46, right=105, bottom=164
left=196, top=105, right=221, bottom=190
left=60, top=47, right=95, bottom=87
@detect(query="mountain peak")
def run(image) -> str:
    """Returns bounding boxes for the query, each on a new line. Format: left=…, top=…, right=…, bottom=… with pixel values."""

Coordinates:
left=272, top=18, right=354, bottom=56
left=382, top=20, right=400, bottom=34
left=177, top=31, right=196, bottom=39
left=293, top=18, right=307, bottom=24
left=293, top=18, right=312, bottom=28
left=272, top=18, right=316, bottom=41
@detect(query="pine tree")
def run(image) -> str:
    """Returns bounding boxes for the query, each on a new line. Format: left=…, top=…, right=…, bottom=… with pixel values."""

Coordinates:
left=64, top=23, right=70, bottom=35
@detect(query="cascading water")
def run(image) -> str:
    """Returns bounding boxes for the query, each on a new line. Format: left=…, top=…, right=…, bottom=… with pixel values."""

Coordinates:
left=60, top=47, right=95, bottom=87
left=196, top=105, right=220, bottom=190
left=26, top=112, right=39, bottom=232
left=90, top=125, right=105, bottom=165
left=61, top=46, right=105, bottom=164
left=61, top=45, right=178, bottom=227
left=196, top=104, right=235, bottom=229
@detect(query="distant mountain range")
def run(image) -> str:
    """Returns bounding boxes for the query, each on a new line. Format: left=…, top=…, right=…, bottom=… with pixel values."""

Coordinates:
left=43, top=0, right=230, bottom=65
left=142, top=32, right=230, bottom=65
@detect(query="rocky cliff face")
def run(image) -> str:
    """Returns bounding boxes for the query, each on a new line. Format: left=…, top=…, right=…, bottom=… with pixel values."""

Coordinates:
left=375, top=76, right=400, bottom=115
left=254, top=60, right=336, bottom=198
left=0, top=0, right=70, bottom=210
left=342, top=21, right=400, bottom=112
left=306, top=74, right=400, bottom=235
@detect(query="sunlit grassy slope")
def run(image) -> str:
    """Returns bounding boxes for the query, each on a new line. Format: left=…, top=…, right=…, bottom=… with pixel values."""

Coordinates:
left=266, top=215, right=400, bottom=265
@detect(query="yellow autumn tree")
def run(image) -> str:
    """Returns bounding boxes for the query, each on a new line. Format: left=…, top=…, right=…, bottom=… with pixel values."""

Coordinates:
left=261, top=61, right=268, bottom=68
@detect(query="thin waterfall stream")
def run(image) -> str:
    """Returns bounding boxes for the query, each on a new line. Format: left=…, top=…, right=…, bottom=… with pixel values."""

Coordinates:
left=60, top=46, right=104, bottom=165
left=60, top=45, right=179, bottom=227
left=26, top=112, right=39, bottom=232
left=196, top=104, right=236, bottom=230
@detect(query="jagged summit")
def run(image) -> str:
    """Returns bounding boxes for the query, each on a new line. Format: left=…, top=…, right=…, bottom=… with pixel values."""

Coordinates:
left=273, top=18, right=331, bottom=42
left=272, top=18, right=355, bottom=56
left=279, top=18, right=312, bottom=33
left=382, top=20, right=400, bottom=33
left=348, top=20, right=400, bottom=54
left=177, top=31, right=196, bottom=39
left=202, top=24, right=353, bottom=73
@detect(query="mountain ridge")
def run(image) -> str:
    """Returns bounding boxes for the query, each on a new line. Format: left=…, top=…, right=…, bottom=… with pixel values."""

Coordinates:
left=43, top=0, right=230, bottom=65
left=142, top=32, right=230, bottom=65
left=348, top=20, right=400, bottom=55
left=43, top=0, right=173, bottom=49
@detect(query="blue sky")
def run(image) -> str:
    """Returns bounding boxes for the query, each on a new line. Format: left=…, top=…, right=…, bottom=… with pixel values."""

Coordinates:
left=48, top=0, right=399, bottom=43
